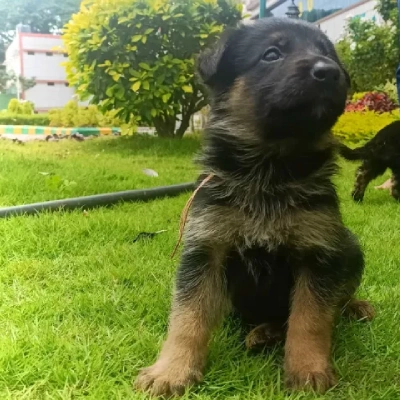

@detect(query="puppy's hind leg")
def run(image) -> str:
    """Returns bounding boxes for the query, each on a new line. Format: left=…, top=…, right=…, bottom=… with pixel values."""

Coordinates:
left=135, top=244, right=230, bottom=397
left=389, top=167, right=400, bottom=200
left=352, top=161, right=386, bottom=202
left=245, top=321, right=286, bottom=351
left=342, top=298, right=375, bottom=322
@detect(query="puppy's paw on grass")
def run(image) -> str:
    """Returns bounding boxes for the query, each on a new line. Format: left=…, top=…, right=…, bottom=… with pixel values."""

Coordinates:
left=285, top=366, right=337, bottom=393
left=134, top=360, right=203, bottom=397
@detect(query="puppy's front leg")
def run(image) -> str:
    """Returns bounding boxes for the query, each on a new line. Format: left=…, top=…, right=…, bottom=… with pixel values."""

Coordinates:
left=284, top=271, right=337, bottom=393
left=135, top=244, right=229, bottom=397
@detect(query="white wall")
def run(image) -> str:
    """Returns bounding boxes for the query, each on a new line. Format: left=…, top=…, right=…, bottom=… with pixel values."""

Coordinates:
left=22, top=35, right=63, bottom=52
left=21, top=35, right=67, bottom=82
left=24, top=83, right=77, bottom=111
left=317, top=0, right=381, bottom=43
left=22, top=52, right=68, bottom=81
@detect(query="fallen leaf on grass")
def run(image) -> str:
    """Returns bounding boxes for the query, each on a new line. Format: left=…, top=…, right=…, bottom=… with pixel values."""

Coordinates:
left=12, top=139, right=25, bottom=145
left=132, top=230, right=167, bottom=243
left=142, top=168, right=159, bottom=177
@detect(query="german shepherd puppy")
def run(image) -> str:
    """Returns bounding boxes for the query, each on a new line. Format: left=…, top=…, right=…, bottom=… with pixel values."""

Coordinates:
left=339, top=120, right=400, bottom=202
left=135, top=18, right=374, bottom=396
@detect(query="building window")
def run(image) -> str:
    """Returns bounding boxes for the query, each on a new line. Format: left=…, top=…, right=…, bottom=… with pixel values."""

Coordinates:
left=27, top=51, right=35, bottom=55
left=65, top=83, right=69, bottom=87
left=63, top=53, right=68, bottom=58
left=46, top=52, right=53, bottom=56
left=47, top=82, right=55, bottom=86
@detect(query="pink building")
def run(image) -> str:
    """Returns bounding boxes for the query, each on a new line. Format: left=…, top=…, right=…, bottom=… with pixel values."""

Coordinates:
left=4, top=29, right=82, bottom=113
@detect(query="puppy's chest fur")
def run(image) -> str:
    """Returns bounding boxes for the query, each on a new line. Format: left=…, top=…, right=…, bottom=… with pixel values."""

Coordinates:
left=187, top=148, right=342, bottom=253
left=188, top=195, right=340, bottom=253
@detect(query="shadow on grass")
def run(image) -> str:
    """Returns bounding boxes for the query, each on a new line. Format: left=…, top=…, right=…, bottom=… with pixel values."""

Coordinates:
left=85, top=134, right=202, bottom=159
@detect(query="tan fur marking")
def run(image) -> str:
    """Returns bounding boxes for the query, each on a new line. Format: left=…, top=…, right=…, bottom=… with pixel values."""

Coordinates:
left=186, top=205, right=341, bottom=252
left=207, top=77, right=262, bottom=145
left=135, top=248, right=230, bottom=397
left=285, top=273, right=337, bottom=393
left=228, top=78, right=255, bottom=122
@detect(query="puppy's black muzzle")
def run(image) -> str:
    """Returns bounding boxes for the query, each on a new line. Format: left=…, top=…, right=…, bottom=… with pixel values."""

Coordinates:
left=311, top=60, right=340, bottom=86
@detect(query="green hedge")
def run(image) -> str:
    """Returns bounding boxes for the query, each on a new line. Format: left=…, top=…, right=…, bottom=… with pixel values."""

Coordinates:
left=332, top=110, right=400, bottom=144
left=0, top=113, right=50, bottom=126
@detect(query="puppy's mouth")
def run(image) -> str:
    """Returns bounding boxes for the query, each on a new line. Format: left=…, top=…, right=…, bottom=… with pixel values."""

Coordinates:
left=276, top=95, right=345, bottom=117
left=263, top=96, right=346, bottom=135
left=283, top=80, right=347, bottom=110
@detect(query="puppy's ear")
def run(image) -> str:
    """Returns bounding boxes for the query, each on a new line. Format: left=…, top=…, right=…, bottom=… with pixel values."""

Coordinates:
left=197, top=29, right=234, bottom=88
left=197, top=44, right=226, bottom=86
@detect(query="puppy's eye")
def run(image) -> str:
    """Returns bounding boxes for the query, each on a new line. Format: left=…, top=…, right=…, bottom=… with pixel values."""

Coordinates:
left=262, top=47, right=281, bottom=62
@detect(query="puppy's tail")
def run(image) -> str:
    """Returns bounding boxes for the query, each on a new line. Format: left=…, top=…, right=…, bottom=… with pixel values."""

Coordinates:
left=338, top=143, right=367, bottom=161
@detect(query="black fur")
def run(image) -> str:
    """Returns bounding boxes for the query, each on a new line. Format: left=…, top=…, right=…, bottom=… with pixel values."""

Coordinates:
left=190, top=17, right=362, bottom=320
left=339, top=120, right=400, bottom=201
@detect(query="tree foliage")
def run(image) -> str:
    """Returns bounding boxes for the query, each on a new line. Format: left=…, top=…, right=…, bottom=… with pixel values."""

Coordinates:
left=376, top=0, right=398, bottom=23
left=301, top=8, right=339, bottom=23
left=0, top=0, right=81, bottom=61
left=0, top=0, right=81, bottom=40
left=63, top=0, right=242, bottom=138
left=0, top=70, right=36, bottom=93
left=336, top=0, right=399, bottom=92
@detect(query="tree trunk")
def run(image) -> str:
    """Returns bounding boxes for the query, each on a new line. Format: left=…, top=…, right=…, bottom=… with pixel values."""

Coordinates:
left=154, top=116, right=176, bottom=138
left=153, top=90, right=208, bottom=138
left=175, top=111, right=192, bottom=138
left=190, top=115, right=195, bottom=132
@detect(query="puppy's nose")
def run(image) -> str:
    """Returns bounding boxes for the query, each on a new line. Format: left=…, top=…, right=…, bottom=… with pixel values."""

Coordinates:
left=311, top=61, right=340, bottom=83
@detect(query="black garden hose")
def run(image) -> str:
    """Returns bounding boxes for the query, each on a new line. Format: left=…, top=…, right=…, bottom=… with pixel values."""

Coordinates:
left=0, top=182, right=196, bottom=218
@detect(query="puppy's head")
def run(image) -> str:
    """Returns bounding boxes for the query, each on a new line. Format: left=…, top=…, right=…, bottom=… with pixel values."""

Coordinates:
left=198, top=18, right=349, bottom=141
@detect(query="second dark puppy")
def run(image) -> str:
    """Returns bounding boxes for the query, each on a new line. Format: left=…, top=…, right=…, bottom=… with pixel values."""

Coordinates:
left=135, top=18, right=374, bottom=396
left=339, top=120, right=400, bottom=201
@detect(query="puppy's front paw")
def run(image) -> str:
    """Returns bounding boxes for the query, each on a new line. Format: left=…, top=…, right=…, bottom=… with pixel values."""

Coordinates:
left=134, top=359, right=203, bottom=397
left=285, top=366, right=337, bottom=393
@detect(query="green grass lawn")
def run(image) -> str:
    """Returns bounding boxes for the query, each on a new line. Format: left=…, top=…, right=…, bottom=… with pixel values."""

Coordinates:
left=0, top=136, right=398, bottom=399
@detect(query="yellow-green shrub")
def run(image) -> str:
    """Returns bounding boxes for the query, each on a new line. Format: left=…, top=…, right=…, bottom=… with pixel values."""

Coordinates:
left=7, top=99, right=20, bottom=114
left=48, top=109, right=63, bottom=127
left=21, top=101, right=34, bottom=114
left=374, top=80, right=398, bottom=104
left=332, top=110, right=400, bottom=143
left=0, top=113, right=49, bottom=126
left=98, top=109, right=123, bottom=127
left=73, top=105, right=99, bottom=127
left=351, top=92, right=369, bottom=102
left=7, top=99, right=34, bottom=115
left=48, top=101, right=137, bottom=133
left=61, top=100, right=79, bottom=127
